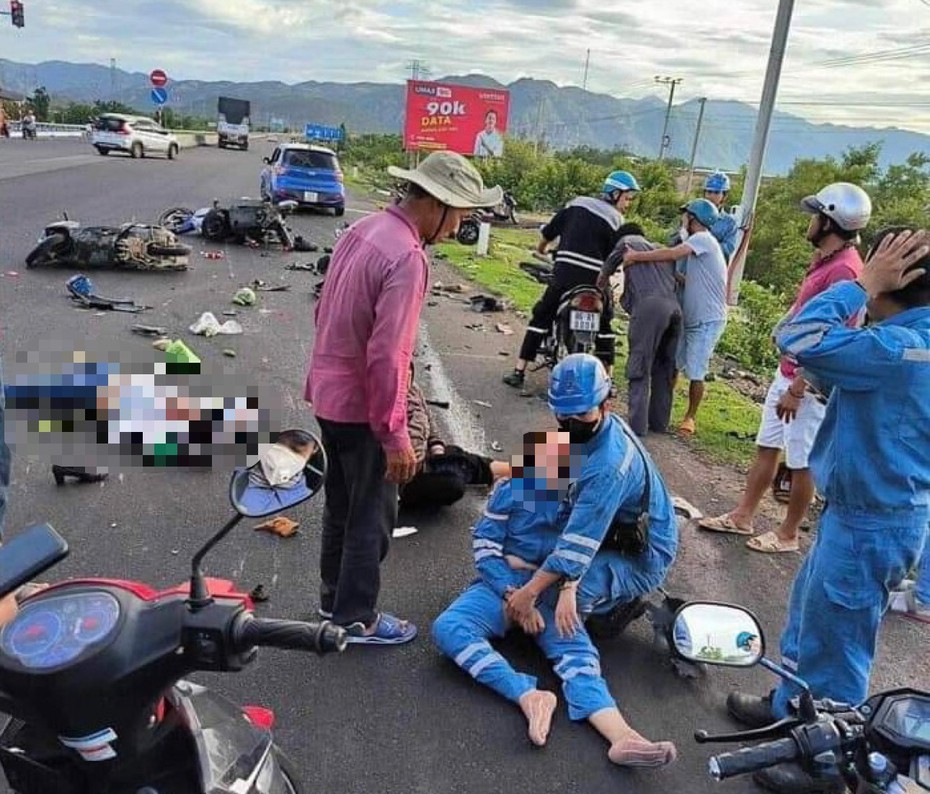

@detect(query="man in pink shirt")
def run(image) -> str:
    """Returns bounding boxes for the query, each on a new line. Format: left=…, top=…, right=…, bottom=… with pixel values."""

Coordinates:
left=306, top=151, right=501, bottom=645
left=699, top=183, right=872, bottom=553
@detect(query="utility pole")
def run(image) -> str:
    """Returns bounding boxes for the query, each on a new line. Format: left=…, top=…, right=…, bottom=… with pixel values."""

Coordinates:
left=582, top=49, right=590, bottom=91
left=534, top=96, right=544, bottom=155
left=686, top=97, right=707, bottom=194
left=729, top=0, right=796, bottom=304
left=407, top=59, right=431, bottom=82
left=655, top=75, right=683, bottom=160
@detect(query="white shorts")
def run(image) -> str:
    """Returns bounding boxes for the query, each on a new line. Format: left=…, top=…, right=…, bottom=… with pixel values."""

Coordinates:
left=755, top=369, right=827, bottom=470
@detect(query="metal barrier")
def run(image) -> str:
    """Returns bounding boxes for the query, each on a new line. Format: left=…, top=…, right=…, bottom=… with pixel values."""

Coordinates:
left=6, top=122, right=89, bottom=139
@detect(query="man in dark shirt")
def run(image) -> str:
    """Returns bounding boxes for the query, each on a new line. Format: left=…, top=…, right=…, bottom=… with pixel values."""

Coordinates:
left=599, top=224, right=682, bottom=436
left=503, top=171, right=641, bottom=388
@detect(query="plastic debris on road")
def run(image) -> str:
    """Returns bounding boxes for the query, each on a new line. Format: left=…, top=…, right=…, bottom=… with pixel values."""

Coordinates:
left=233, top=287, right=257, bottom=306
left=254, top=516, right=299, bottom=538
left=189, top=312, right=243, bottom=337
left=392, top=526, right=418, bottom=539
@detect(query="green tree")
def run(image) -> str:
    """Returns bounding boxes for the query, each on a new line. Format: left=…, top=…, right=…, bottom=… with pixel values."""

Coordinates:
left=28, top=86, right=51, bottom=121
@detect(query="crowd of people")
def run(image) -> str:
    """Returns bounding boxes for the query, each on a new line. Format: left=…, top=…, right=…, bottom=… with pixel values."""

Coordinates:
left=304, top=149, right=929, bottom=790
left=1, top=146, right=928, bottom=791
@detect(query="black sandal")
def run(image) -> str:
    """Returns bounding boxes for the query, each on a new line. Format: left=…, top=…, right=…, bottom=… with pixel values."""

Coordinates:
left=52, top=466, right=109, bottom=486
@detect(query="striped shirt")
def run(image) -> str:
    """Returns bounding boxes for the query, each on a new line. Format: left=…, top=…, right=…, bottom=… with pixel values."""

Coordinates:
left=541, top=196, right=623, bottom=287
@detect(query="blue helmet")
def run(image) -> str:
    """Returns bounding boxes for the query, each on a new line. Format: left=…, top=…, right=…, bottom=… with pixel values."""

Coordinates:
left=680, top=198, right=720, bottom=229
left=548, top=354, right=611, bottom=416
left=736, top=631, right=758, bottom=651
left=704, top=171, right=731, bottom=193
left=603, top=170, right=640, bottom=196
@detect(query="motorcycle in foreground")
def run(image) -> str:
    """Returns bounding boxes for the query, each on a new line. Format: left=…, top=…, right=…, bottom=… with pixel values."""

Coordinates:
left=671, top=601, right=929, bottom=792
left=516, top=252, right=608, bottom=370
left=25, top=214, right=191, bottom=271
left=158, top=199, right=314, bottom=252
left=0, top=429, right=347, bottom=793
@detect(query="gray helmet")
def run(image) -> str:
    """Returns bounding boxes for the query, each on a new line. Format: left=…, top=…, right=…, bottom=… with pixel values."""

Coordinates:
left=801, top=182, right=872, bottom=232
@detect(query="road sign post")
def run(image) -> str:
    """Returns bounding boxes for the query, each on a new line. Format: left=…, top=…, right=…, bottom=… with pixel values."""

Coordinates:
left=149, top=70, right=169, bottom=126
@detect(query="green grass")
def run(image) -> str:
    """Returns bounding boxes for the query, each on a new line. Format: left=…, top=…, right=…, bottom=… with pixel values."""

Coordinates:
left=437, top=228, right=761, bottom=467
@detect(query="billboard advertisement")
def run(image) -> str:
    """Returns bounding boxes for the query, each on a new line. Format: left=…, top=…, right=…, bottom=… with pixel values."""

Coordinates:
left=403, top=80, right=511, bottom=158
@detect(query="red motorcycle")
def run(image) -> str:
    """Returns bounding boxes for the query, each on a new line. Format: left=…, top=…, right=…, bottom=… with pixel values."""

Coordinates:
left=0, top=430, right=346, bottom=793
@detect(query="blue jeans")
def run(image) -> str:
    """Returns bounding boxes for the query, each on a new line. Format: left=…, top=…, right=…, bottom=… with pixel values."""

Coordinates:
left=676, top=320, right=726, bottom=382
left=772, top=507, right=925, bottom=717
left=0, top=355, right=10, bottom=540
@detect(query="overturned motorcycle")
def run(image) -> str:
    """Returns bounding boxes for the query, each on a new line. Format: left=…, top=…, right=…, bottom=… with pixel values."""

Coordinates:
left=26, top=215, right=191, bottom=271
left=0, top=430, right=347, bottom=793
left=672, top=602, right=930, bottom=792
left=158, top=199, right=315, bottom=252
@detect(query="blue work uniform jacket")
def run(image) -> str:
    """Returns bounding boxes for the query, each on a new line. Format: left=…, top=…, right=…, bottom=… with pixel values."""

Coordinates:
left=775, top=281, right=930, bottom=528
left=711, top=212, right=739, bottom=263
left=540, top=414, right=679, bottom=582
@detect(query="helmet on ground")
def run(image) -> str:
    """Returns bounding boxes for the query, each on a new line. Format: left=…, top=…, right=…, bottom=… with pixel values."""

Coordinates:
left=704, top=171, right=731, bottom=193
left=603, top=170, right=640, bottom=196
left=680, top=198, right=720, bottom=229
left=800, top=183, right=872, bottom=232
left=548, top=354, right=611, bottom=416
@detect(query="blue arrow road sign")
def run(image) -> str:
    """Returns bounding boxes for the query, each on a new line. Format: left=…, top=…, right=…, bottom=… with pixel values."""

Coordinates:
left=151, top=87, right=168, bottom=106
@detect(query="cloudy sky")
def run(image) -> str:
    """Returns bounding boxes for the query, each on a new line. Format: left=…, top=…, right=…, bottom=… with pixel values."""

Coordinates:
left=2, top=0, right=929, bottom=131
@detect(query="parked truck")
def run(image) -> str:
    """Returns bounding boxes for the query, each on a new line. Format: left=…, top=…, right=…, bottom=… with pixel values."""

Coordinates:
left=217, top=96, right=250, bottom=150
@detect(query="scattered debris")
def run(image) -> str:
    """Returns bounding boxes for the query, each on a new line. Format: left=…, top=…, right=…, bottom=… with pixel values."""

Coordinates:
left=392, top=526, right=418, bottom=539
left=251, top=279, right=290, bottom=292
left=495, top=322, right=514, bottom=335
left=433, top=282, right=467, bottom=294
left=490, top=441, right=504, bottom=453
left=498, top=351, right=510, bottom=357
left=66, top=274, right=149, bottom=313
left=473, top=399, right=492, bottom=409
left=165, top=339, right=201, bottom=368
left=201, top=250, right=225, bottom=260
left=286, top=261, right=318, bottom=272
left=233, top=287, right=257, bottom=306
left=254, top=515, right=300, bottom=538
left=426, top=399, right=450, bottom=410
left=171, top=548, right=180, bottom=556
left=427, top=301, right=439, bottom=307
left=673, top=496, right=703, bottom=521
left=152, top=339, right=172, bottom=351
left=470, top=295, right=508, bottom=313
left=223, top=349, right=237, bottom=358
left=131, top=324, right=168, bottom=338
left=465, top=323, right=484, bottom=331
left=432, top=251, right=448, bottom=261
left=189, top=312, right=244, bottom=337
left=249, top=584, right=270, bottom=603
left=222, top=310, right=238, bottom=317
left=5, top=271, right=20, bottom=277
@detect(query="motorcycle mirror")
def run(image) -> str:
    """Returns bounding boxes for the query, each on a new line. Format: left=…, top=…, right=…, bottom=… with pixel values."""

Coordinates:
left=228, top=429, right=327, bottom=518
left=671, top=602, right=765, bottom=668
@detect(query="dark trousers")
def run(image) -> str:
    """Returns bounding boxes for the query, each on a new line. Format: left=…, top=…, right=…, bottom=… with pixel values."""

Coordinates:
left=400, top=471, right=466, bottom=510
left=519, top=281, right=615, bottom=370
left=626, top=297, right=681, bottom=436
left=317, top=418, right=398, bottom=627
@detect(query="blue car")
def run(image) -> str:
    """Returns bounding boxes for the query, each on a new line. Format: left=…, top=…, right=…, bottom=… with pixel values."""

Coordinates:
left=260, top=143, right=345, bottom=216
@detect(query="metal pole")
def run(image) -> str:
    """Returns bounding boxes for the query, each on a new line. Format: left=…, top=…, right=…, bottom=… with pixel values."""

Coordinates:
left=656, top=76, right=683, bottom=160
left=582, top=49, right=590, bottom=91
left=729, top=0, right=796, bottom=304
left=686, top=97, right=707, bottom=195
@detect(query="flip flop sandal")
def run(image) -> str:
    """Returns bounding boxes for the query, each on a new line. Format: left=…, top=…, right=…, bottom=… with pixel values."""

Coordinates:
left=746, top=530, right=799, bottom=554
left=678, top=418, right=696, bottom=437
left=698, top=514, right=755, bottom=536
left=344, top=612, right=418, bottom=645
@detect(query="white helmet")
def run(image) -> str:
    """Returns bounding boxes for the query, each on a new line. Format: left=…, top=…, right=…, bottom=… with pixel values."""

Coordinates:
left=800, top=182, right=872, bottom=232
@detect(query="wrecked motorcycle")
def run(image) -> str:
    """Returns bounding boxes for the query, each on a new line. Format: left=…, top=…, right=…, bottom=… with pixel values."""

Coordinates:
left=673, top=602, right=930, bottom=792
left=0, top=433, right=347, bottom=793
left=160, top=199, right=314, bottom=251
left=26, top=215, right=191, bottom=271
left=456, top=192, right=519, bottom=246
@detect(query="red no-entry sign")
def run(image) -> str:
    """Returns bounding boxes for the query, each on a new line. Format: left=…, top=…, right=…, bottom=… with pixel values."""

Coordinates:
left=149, top=69, right=168, bottom=88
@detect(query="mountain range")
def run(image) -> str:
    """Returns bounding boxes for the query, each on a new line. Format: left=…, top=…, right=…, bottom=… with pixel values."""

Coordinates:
left=1, top=59, right=928, bottom=175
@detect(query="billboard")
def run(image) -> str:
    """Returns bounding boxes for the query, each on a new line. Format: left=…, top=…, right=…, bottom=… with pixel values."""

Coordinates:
left=403, top=80, right=510, bottom=158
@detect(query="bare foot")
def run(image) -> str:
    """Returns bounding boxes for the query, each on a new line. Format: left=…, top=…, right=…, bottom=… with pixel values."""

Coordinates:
left=519, top=690, right=557, bottom=747
left=608, top=737, right=678, bottom=768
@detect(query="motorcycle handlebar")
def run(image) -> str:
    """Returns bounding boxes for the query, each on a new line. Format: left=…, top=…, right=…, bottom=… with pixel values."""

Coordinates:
left=234, top=617, right=348, bottom=655
left=709, top=738, right=799, bottom=781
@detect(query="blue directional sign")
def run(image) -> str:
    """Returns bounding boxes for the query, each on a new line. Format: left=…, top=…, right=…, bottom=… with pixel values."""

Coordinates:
left=151, top=87, right=168, bottom=106
left=304, top=123, right=343, bottom=143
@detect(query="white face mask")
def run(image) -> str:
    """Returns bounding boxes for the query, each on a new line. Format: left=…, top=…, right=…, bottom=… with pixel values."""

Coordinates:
left=259, top=444, right=307, bottom=487
left=679, top=226, right=690, bottom=242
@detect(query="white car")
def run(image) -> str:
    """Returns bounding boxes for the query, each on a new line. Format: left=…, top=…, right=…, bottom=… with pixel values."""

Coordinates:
left=91, top=114, right=180, bottom=160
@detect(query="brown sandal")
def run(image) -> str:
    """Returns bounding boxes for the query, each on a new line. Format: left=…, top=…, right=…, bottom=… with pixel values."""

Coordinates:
left=746, top=530, right=799, bottom=554
left=698, top=514, right=754, bottom=536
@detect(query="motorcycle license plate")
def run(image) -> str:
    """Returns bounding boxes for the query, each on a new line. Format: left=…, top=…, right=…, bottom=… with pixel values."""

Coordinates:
left=569, top=311, right=599, bottom=332
left=303, top=191, right=319, bottom=203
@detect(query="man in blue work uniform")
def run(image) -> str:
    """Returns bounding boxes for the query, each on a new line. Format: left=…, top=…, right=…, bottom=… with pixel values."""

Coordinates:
left=702, top=171, right=739, bottom=263
left=726, top=227, right=930, bottom=794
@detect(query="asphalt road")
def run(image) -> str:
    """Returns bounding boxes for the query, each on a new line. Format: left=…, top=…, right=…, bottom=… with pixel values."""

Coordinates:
left=0, top=139, right=925, bottom=794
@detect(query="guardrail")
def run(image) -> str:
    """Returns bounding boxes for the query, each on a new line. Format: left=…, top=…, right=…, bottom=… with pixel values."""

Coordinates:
left=7, top=122, right=88, bottom=138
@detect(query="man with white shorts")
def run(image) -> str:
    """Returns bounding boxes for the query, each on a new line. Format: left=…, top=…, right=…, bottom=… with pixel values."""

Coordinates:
left=698, top=183, right=872, bottom=553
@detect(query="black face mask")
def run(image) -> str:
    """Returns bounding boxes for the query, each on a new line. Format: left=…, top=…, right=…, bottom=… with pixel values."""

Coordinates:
left=558, top=416, right=602, bottom=445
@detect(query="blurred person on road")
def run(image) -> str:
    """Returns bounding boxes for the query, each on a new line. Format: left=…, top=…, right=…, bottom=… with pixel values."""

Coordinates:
left=726, top=228, right=930, bottom=794
left=599, top=223, right=682, bottom=437
left=699, top=183, right=871, bottom=555
left=623, top=198, right=727, bottom=436
left=433, top=425, right=677, bottom=767
left=306, top=151, right=501, bottom=646
left=502, top=171, right=640, bottom=389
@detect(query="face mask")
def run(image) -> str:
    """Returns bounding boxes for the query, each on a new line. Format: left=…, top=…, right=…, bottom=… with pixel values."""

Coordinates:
left=679, top=226, right=690, bottom=242
left=259, top=444, right=307, bottom=487
left=557, top=417, right=602, bottom=445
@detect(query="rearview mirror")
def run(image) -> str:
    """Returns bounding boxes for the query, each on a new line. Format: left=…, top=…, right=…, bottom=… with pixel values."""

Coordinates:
left=671, top=602, right=765, bottom=668
left=228, top=430, right=327, bottom=518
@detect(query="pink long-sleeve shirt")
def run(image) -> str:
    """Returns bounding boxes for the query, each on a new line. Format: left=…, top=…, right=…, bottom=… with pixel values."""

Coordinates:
left=305, top=205, right=429, bottom=451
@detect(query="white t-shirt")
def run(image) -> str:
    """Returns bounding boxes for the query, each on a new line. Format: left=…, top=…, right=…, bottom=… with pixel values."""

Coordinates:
left=681, top=231, right=728, bottom=325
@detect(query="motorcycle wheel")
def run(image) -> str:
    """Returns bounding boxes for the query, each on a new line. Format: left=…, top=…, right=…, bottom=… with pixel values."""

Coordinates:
left=158, top=207, right=194, bottom=232
left=275, top=749, right=307, bottom=794
left=148, top=244, right=192, bottom=258
left=201, top=209, right=230, bottom=242
left=457, top=220, right=480, bottom=246
left=25, top=233, right=68, bottom=269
